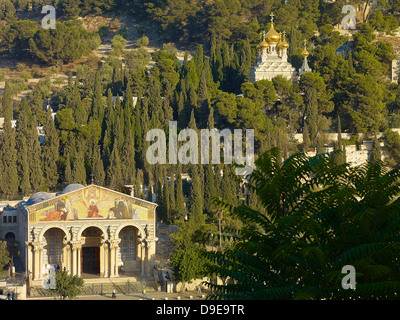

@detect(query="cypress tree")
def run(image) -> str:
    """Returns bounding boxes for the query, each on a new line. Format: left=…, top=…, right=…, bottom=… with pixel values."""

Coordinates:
left=18, top=138, right=31, bottom=195
left=194, top=45, right=204, bottom=77
left=42, top=108, right=60, bottom=190
left=15, top=98, right=31, bottom=195
left=133, top=97, right=143, bottom=153
left=102, top=129, right=111, bottom=170
left=303, top=123, right=310, bottom=152
left=112, top=109, right=124, bottom=152
left=316, top=134, right=324, bottom=155
left=189, top=165, right=205, bottom=226
left=2, top=81, right=12, bottom=119
left=162, top=97, right=173, bottom=130
left=342, top=140, right=347, bottom=163
left=177, top=90, right=185, bottom=125
left=169, top=173, right=176, bottom=214
left=64, top=153, right=73, bottom=185
left=106, top=137, right=122, bottom=189
left=72, top=144, right=86, bottom=185
left=221, top=165, right=236, bottom=206
left=0, top=83, right=18, bottom=199
left=121, top=129, right=136, bottom=184
left=334, top=117, right=345, bottom=165
left=198, top=69, right=210, bottom=127
left=204, top=164, right=216, bottom=216
left=175, top=163, right=186, bottom=220
left=91, top=71, right=104, bottom=122
left=134, top=169, right=144, bottom=199
left=28, top=117, right=44, bottom=192
left=91, top=145, right=105, bottom=186
left=147, top=78, right=162, bottom=129
left=139, top=98, right=150, bottom=171
left=370, top=134, right=382, bottom=162
left=163, top=173, right=171, bottom=222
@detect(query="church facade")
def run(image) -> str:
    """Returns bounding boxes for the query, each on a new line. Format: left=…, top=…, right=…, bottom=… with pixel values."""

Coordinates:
left=0, top=184, right=158, bottom=286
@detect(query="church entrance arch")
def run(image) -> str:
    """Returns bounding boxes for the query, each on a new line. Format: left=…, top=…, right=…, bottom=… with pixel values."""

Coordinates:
left=81, top=227, right=103, bottom=275
left=43, top=228, right=66, bottom=267
left=118, top=226, right=139, bottom=274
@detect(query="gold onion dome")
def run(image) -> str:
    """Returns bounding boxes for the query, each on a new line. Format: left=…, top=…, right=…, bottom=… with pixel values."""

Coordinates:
left=257, top=38, right=269, bottom=50
left=302, top=40, right=309, bottom=57
left=266, top=23, right=280, bottom=44
left=280, top=40, right=289, bottom=49
left=277, top=33, right=289, bottom=50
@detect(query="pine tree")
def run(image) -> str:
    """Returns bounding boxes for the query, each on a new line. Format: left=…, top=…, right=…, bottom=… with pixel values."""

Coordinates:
left=42, top=108, right=60, bottom=190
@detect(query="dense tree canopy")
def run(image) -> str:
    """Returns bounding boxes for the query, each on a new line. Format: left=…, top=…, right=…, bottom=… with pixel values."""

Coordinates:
left=204, top=148, right=400, bottom=299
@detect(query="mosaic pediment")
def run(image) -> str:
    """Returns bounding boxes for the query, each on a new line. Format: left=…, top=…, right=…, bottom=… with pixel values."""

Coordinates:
left=26, top=185, right=156, bottom=224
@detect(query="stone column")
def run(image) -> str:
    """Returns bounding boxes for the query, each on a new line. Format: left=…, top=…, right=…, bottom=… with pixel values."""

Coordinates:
left=66, top=245, right=71, bottom=274
left=32, top=243, right=43, bottom=280
left=145, top=238, right=158, bottom=275
left=70, top=241, right=83, bottom=276
left=140, top=241, right=145, bottom=276
left=71, top=246, right=77, bottom=276
left=25, top=243, right=33, bottom=279
left=109, top=243, right=115, bottom=277
left=62, top=240, right=69, bottom=272
left=77, top=245, right=82, bottom=276
left=109, top=240, right=121, bottom=277
left=103, top=241, right=109, bottom=278
left=100, top=240, right=107, bottom=277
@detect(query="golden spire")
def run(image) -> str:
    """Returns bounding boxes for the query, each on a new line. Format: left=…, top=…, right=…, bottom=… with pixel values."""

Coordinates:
left=302, top=39, right=309, bottom=57
left=266, top=12, right=280, bottom=44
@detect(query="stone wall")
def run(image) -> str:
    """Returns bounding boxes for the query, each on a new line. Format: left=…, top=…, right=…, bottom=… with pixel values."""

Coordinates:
left=292, top=131, right=393, bottom=167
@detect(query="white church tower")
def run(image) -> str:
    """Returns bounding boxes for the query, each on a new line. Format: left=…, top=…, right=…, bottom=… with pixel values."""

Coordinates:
left=299, top=39, right=312, bottom=77
left=249, top=13, right=297, bottom=83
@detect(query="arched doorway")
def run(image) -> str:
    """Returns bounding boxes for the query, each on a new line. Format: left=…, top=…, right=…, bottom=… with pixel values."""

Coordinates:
left=118, top=226, right=139, bottom=274
left=81, top=227, right=103, bottom=275
left=43, top=228, right=65, bottom=267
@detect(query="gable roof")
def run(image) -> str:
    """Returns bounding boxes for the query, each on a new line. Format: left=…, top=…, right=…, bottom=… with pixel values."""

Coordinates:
left=23, top=184, right=157, bottom=210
